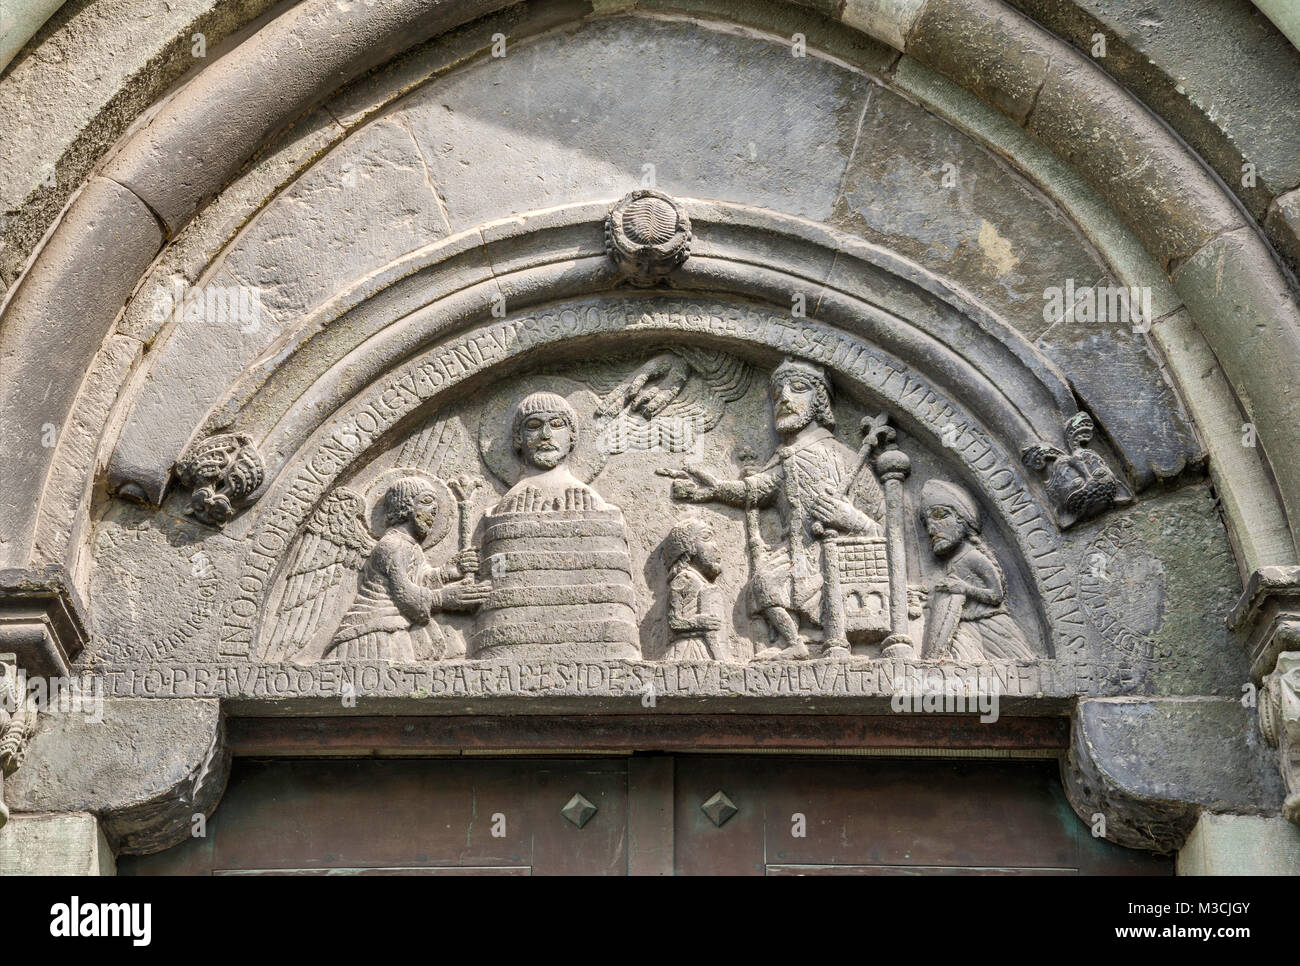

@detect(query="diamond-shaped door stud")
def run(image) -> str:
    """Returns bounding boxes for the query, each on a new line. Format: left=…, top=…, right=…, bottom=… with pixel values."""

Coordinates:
left=701, top=791, right=738, bottom=827
left=561, top=793, right=598, bottom=828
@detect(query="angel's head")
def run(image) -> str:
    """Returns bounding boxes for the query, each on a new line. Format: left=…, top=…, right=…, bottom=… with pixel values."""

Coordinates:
left=384, top=476, right=438, bottom=539
left=511, top=392, right=578, bottom=470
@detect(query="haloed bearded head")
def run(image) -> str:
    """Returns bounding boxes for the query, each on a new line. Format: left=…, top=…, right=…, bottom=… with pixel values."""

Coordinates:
left=385, top=476, right=438, bottom=539
left=511, top=392, right=579, bottom=470
left=769, top=358, right=835, bottom=435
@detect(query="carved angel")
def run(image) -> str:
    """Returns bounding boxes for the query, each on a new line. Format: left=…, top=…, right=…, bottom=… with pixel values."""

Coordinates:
left=262, top=477, right=486, bottom=664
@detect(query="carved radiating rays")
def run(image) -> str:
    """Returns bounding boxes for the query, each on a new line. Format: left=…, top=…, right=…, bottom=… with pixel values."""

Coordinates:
left=622, top=195, right=678, bottom=245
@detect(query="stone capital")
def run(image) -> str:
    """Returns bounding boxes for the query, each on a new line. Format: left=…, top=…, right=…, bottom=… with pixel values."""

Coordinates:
left=1228, top=565, right=1300, bottom=680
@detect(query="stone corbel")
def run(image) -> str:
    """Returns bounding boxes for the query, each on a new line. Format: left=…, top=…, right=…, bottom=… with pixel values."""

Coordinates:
left=1062, top=697, right=1283, bottom=853
left=1228, top=565, right=1300, bottom=679
left=5, top=698, right=229, bottom=854
left=0, top=566, right=87, bottom=680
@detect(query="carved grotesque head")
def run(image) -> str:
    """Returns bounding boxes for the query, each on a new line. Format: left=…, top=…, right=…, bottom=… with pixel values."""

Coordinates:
left=770, top=358, right=835, bottom=435
left=511, top=392, right=579, bottom=470
left=919, top=479, right=980, bottom=557
left=662, top=517, right=722, bottom=579
left=385, top=476, right=438, bottom=539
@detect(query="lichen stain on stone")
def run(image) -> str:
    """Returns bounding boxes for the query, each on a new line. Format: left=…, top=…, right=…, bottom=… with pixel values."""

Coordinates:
left=977, top=219, right=1019, bottom=274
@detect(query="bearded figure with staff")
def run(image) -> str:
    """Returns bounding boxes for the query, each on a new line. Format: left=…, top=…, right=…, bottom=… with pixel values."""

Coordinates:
left=661, top=358, right=888, bottom=660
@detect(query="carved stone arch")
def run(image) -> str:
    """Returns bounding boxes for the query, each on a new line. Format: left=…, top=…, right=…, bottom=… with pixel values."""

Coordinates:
left=7, top=0, right=1296, bottom=583
left=4, top=0, right=1300, bottom=872
left=181, top=201, right=1086, bottom=498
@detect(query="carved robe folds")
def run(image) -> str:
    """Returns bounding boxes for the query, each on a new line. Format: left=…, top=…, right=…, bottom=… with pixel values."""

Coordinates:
left=329, top=529, right=451, bottom=662
left=745, top=426, right=882, bottom=627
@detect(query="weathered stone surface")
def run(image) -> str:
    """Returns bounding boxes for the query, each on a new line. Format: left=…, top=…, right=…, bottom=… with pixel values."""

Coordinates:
left=6, top=698, right=227, bottom=854
left=832, top=79, right=1109, bottom=329
left=1173, top=228, right=1300, bottom=555
left=1026, top=57, right=1245, bottom=269
left=1265, top=188, right=1300, bottom=274
left=1007, top=0, right=1300, bottom=220
left=1063, top=697, right=1284, bottom=852
left=0, top=176, right=162, bottom=570
left=907, top=0, right=1052, bottom=124
left=401, top=17, right=874, bottom=229
left=0, top=812, right=115, bottom=876
left=99, top=0, right=513, bottom=234
left=841, top=0, right=930, bottom=50
left=0, top=0, right=66, bottom=73
left=1178, top=812, right=1300, bottom=875
left=640, top=0, right=897, bottom=70
left=0, top=0, right=281, bottom=286
left=1111, top=487, right=1246, bottom=696
left=221, top=118, right=452, bottom=326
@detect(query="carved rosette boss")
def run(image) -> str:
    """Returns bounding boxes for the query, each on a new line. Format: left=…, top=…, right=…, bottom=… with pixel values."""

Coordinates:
left=605, top=189, right=691, bottom=285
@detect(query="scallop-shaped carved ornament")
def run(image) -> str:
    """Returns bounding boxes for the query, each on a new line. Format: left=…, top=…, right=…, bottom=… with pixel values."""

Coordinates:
left=605, top=189, right=691, bottom=285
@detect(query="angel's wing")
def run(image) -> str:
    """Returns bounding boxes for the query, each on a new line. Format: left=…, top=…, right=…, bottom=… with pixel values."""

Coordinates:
left=591, top=348, right=754, bottom=430
left=659, top=347, right=754, bottom=433
left=261, top=487, right=374, bottom=662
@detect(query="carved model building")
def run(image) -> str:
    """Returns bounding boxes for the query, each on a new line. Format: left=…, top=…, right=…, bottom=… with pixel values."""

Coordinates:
left=1, top=0, right=1298, bottom=878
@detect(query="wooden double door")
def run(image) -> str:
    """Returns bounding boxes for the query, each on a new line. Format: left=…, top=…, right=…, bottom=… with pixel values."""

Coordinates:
left=120, top=756, right=1170, bottom=875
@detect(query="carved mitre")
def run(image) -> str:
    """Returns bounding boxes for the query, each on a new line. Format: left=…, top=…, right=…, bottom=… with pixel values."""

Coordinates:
left=605, top=190, right=691, bottom=285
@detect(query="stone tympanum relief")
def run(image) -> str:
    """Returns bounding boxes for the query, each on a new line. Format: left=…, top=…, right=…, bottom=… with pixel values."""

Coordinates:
left=917, top=480, right=1033, bottom=661
left=476, top=391, right=639, bottom=661
left=262, top=475, right=486, bottom=664
left=251, top=346, right=1041, bottom=666
left=662, top=357, right=895, bottom=661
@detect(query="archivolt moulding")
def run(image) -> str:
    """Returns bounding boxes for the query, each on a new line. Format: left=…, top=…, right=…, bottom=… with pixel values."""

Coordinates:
left=114, top=200, right=1089, bottom=510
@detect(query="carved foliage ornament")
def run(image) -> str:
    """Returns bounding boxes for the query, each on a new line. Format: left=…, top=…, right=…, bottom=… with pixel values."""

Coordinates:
left=1260, top=650, right=1300, bottom=824
left=605, top=190, right=691, bottom=285
left=175, top=432, right=265, bottom=527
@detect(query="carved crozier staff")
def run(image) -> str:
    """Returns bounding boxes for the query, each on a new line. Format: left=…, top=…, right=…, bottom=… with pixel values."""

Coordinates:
left=742, top=473, right=767, bottom=597
left=448, top=475, right=482, bottom=576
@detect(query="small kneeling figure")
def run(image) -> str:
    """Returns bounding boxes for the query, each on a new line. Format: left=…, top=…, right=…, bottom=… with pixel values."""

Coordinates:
left=661, top=517, right=729, bottom=662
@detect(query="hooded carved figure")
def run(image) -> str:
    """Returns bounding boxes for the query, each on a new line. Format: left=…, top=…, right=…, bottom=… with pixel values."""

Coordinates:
left=918, top=479, right=1033, bottom=662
